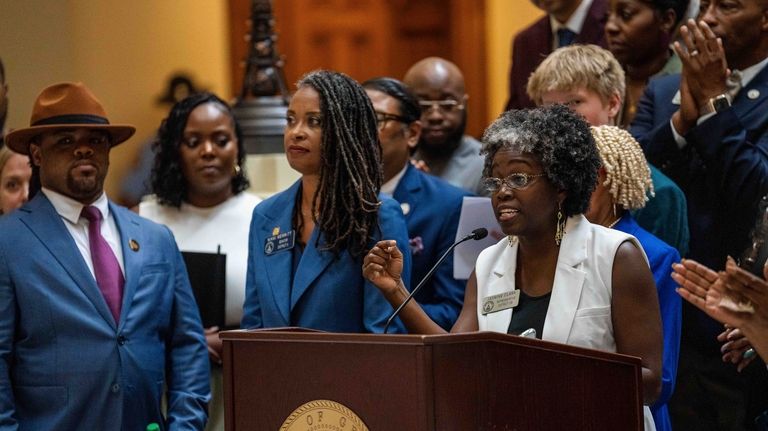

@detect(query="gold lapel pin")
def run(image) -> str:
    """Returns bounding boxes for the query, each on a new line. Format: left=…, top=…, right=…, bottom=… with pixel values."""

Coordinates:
left=129, top=239, right=140, bottom=252
left=272, top=227, right=280, bottom=236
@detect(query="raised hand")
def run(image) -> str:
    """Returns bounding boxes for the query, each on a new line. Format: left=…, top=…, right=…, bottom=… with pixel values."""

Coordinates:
left=363, top=240, right=405, bottom=295
left=674, top=20, right=730, bottom=111
left=673, top=258, right=719, bottom=312
left=712, top=257, right=768, bottom=326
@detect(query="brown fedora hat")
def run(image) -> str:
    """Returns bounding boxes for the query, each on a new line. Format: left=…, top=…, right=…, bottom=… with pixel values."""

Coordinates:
left=5, top=82, right=136, bottom=155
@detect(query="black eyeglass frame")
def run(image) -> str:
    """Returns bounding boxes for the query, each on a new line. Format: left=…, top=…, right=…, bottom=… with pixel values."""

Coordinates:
left=374, top=111, right=409, bottom=130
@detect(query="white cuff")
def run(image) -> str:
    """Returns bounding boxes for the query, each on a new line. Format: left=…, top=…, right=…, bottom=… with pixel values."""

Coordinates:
left=696, top=112, right=717, bottom=126
left=671, top=118, right=687, bottom=150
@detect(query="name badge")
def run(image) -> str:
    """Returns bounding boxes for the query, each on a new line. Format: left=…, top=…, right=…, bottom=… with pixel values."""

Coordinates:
left=481, top=290, right=520, bottom=315
left=264, top=230, right=296, bottom=255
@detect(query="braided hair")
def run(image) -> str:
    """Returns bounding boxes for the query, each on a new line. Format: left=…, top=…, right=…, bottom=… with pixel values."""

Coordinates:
left=590, top=125, right=654, bottom=210
left=297, top=70, right=383, bottom=258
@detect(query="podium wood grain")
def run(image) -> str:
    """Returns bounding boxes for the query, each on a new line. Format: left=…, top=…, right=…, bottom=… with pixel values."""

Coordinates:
left=221, top=329, right=643, bottom=430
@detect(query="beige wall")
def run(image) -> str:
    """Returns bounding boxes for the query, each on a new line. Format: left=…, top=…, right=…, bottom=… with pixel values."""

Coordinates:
left=485, top=0, right=543, bottom=124
left=0, top=0, right=231, bottom=196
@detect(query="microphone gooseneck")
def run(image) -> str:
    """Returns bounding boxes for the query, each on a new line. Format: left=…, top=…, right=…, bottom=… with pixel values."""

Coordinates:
left=383, top=227, right=488, bottom=334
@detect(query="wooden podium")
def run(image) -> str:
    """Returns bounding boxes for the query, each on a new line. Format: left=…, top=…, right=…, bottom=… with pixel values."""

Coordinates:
left=221, top=329, right=643, bottom=430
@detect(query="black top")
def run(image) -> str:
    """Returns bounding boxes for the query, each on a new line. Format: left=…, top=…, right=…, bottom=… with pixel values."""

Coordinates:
left=506, top=289, right=552, bottom=339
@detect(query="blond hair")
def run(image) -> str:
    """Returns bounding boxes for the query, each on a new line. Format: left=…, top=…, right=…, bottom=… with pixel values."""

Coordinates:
left=527, top=44, right=625, bottom=106
left=0, top=146, right=17, bottom=176
left=590, top=125, right=654, bottom=210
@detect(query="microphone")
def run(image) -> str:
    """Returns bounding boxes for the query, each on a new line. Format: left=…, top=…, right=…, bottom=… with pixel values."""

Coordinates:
left=383, top=228, right=488, bottom=333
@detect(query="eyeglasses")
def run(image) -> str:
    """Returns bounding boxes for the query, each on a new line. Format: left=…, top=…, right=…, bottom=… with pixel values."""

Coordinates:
left=482, top=173, right=545, bottom=192
left=376, top=111, right=406, bottom=130
left=418, top=99, right=465, bottom=114
left=375, top=112, right=407, bottom=130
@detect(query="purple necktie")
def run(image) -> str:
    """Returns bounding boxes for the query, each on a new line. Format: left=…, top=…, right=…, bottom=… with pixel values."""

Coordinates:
left=81, top=205, right=124, bottom=323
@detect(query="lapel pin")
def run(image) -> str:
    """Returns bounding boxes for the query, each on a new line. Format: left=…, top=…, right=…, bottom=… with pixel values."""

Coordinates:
left=129, top=239, right=140, bottom=252
left=400, top=202, right=410, bottom=215
left=272, top=227, right=280, bottom=236
left=748, top=89, right=760, bottom=100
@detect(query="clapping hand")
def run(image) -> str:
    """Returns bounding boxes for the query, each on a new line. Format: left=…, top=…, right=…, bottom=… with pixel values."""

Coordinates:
left=674, top=257, right=768, bottom=366
left=673, top=257, right=756, bottom=326
left=672, top=19, right=730, bottom=134
left=718, top=326, right=757, bottom=372
left=672, top=258, right=720, bottom=313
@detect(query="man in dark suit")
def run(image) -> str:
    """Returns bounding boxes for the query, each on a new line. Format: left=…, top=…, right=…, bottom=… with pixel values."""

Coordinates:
left=506, top=0, right=608, bottom=110
left=363, top=77, right=471, bottom=330
left=0, top=82, right=210, bottom=430
left=631, top=1, right=768, bottom=427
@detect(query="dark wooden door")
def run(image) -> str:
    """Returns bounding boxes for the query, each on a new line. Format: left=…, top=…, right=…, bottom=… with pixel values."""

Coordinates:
left=228, top=0, right=487, bottom=137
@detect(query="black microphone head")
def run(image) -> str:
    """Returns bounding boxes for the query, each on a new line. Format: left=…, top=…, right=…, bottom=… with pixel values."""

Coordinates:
left=471, top=228, right=488, bottom=240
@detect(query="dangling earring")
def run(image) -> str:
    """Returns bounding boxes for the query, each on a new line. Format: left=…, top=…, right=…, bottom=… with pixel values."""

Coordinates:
left=555, top=202, right=565, bottom=247
left=233, top=164, right=241, bottom=176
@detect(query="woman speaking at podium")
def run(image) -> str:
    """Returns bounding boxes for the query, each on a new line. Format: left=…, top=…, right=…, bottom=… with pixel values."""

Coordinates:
left=241, top=70, right=411, bottom=333
left=364, top=106, right=662, bottom=430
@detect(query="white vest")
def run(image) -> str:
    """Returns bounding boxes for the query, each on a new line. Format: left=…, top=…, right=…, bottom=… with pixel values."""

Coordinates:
left=474, top=215, right=655, bottom=431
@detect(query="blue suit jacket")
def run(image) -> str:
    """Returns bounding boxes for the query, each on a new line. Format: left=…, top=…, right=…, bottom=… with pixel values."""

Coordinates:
left=0, top=194, right=210, bottom=430
left=241, top=181, right=412, bottom=333
left=630, top=70, right=768, bottom=271
left=615, top=214, right=681, bottom=431
left=392, top=164, right=471, bottom=330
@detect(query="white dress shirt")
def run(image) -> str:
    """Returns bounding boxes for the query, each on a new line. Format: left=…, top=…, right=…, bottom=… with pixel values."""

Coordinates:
left=42, top=187, right=125, bottom=279
left=380, top=163, right=408, bottom=196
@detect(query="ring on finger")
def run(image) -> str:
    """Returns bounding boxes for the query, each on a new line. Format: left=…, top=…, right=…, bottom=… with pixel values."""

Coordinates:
left=690, top=49, right=699, bottom=57
left=744, top=348, right=757, bottom=360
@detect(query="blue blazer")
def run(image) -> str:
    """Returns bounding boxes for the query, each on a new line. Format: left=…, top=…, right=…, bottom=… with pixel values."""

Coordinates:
left=393, top=164, right=471, bottom=330
left=0, top=194, right=210, bottom=431
left=241, top=181, right=412, bottom=333
left=630, top=70, right=768, bottom=271
left=615, top=214, right=681, bottom=431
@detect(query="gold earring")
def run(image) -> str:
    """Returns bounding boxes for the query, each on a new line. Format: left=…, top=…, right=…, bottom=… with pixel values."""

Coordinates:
left=233, top=164, right=241, bottom=175
left=555, top=203, right=565, bottom=247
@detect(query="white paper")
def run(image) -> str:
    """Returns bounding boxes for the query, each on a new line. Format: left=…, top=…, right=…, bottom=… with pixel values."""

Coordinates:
left=453, top=197, right=504, bottom=279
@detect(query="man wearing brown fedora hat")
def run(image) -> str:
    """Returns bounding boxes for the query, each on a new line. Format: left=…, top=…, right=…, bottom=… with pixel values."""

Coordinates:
left=0, top=82, right=210, bottom=430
